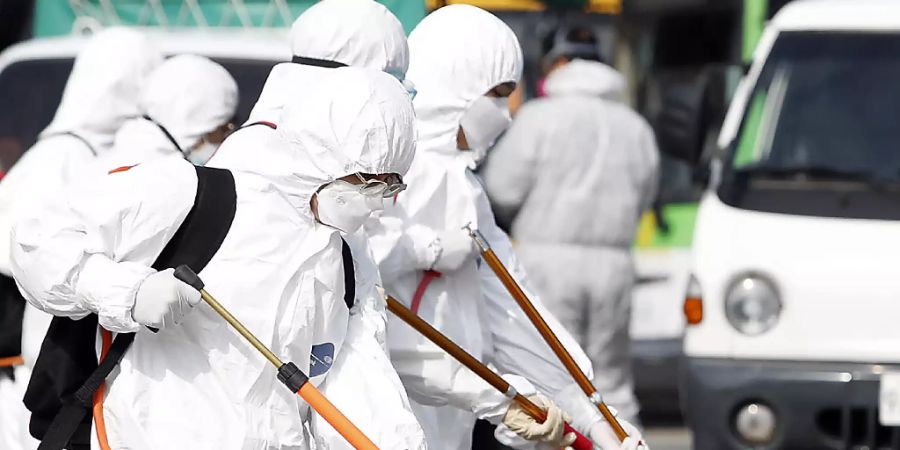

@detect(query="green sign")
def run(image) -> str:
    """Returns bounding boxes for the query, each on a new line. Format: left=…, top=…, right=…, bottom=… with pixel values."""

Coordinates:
left=34, top=0, right=425, bottom=37
left=742, top=0, right=768, bottom=63
left=635, top=202, right=698, bottom=249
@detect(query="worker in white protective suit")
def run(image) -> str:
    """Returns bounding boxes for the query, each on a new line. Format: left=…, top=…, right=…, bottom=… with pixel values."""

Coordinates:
left=101, top=54, right=238, bottom=170
left=209, top=0, right=410, bottom=172
left=206, top=5, right=430, bottom=447
left=10, top=67, right=422, bottom=450
left=366, top=5, right=647, bottom=450
left=484, top=59, right=660, bottom=427
left=0, top=28, right=162, bottom=450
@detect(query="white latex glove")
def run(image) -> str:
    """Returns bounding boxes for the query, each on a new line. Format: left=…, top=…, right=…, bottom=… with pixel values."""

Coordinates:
left=586, top=409, right=647, bottom=450
left=621, top=436, right=650, bottom=450
left=131, top=268, right=202, bottom=329
left=502, top=394, right=576, bottom=449
left=431, top=229, right=476, bottom=272
left=554, top=385, right=647, bottom=450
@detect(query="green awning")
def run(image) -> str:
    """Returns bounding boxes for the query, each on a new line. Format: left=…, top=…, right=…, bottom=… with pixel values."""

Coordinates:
left=34, top=0, right=426, bottom=37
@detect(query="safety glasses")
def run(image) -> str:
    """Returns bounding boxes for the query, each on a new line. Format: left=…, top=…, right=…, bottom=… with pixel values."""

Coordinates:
left=354, top=173, right=407, bottom=198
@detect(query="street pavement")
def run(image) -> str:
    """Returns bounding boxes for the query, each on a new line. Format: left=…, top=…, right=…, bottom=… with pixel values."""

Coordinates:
left=644, top=426, right=692, bottom=450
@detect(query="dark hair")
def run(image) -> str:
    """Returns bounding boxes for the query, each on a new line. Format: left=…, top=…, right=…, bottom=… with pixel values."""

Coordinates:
left=542, top=26, right=603, bottom=64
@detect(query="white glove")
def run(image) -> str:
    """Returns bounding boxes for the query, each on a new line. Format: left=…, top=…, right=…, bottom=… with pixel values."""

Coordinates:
left=431, top=229, right=476, bottom=272
left=621, top=436, right=650, bottom=450
left=502, top=394, right=576, bottom=449
left=554, top=385, right=647, bottom=450
left=132, top=268, right=202, bottom=329
left=586, top=410, right=648, bottom=450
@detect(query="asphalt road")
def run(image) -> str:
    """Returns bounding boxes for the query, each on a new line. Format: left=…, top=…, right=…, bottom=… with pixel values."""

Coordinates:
left=472, top=419, right=694, bottom=449
left=644, top=426, right=692, bottom=450
left=0, top=409, right=698, bottom=450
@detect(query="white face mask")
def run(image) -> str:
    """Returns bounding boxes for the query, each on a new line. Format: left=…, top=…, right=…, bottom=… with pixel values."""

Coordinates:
left=315, top=180, right=384, bottom=233
left=459, top=95, right=511, bottom=165
left=185, top=140, right=219, bottom=166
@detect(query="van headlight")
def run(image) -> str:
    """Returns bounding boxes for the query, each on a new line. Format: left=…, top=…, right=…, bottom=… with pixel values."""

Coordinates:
left=724, top=274, right=781, bottom=335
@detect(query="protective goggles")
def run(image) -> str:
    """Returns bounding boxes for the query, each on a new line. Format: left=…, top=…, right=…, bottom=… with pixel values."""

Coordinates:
left=354, top=173, right=407, bottom=198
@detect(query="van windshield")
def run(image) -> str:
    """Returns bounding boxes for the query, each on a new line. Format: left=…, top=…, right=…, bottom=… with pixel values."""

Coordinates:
left=720, top=32, right=900, bottom=219
left=0, top=56, right=274, bottom=172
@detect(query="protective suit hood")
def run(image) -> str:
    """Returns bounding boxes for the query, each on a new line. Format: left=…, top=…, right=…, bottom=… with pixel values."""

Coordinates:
left=139, top=54, right=238, bottom=152
left=248, top=0, right=409, bottom=123
left=245, top=63, right=325, bottom=122
left=290, top=0, right=408, bottom=78
left=40, top=28, right=163, bottom=152
left=407, top=4, right=523, bottom=155
left=269, top=66, right=416, bottom=221
left=544, top=59, right=626, bottom=102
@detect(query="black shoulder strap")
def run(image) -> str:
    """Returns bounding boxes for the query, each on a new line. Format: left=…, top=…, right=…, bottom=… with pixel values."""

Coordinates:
left=153, top=166, right=237, bottom=271
left=340, top=239, right=355, bottom=310
left=291, top=55, right=347, bottom=68
left=32, top=166, right=236, bottom=450
left=0, top=274, right=25, bottom=360
left=142, top=115, right=186, bottom=157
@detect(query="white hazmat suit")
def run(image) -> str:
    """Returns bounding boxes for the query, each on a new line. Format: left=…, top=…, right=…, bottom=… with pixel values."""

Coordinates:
left=101, top=54, right=238, bottom=169
left=484, top=59, right=661, bottom=424
left=205, top=4, right=426, bottom=447
left=0, top=27, right=162, bottom=277
left=11, top=67, right=420, bottom=450
left=367, top=5, right=623, bottom=450
left=0, top=28, right=162, bottom=450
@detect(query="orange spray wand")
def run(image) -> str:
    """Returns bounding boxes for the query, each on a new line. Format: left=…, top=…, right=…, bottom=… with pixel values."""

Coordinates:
left=174, top=265, right=378, bottom=450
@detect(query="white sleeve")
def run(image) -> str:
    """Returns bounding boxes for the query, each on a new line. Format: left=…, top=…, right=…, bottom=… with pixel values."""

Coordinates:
left=482, top=105, right=542, bottom=226
left=366, top=210, right=440, bottom=284
left=10, top=159, right=198, bottom=333
left=388, top=339, right=514, bottom=424
left=0, top=139, right=92, bottom=277
left=476, top=205, right=595, bottom=396
left=383, top=178, right=595, bottom=424
left=367, top=213, right=513, bottom=422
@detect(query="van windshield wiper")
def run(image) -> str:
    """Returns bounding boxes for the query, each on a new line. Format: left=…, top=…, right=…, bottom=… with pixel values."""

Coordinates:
left=735, top=164, right=900, bottom=190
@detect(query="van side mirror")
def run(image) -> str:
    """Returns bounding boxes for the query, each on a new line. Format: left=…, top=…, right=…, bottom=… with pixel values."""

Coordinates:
left=653, top=72, right=710, bottom=166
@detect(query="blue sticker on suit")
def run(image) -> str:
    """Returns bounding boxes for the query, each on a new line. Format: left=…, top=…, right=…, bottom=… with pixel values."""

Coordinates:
left=309, top=343, right=335, bottom=377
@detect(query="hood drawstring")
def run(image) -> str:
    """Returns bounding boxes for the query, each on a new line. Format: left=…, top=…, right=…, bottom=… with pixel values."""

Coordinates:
left=142, top=115, right=187, bottom=160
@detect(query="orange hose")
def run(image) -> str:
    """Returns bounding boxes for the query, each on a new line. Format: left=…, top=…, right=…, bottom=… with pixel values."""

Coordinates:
left=92, top=329, right=113, bottom=450
left=297, top=383, right=378, bottom=450
left=0, top=355, right=24, bottom=367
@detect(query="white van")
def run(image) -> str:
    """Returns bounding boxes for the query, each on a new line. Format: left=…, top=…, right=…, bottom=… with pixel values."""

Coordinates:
left=682, top=1, right=900, bottom=448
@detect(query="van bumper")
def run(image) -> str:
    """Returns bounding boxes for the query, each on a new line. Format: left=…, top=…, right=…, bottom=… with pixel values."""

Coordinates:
left=683, top=357, right=900, bottom=450
left=632, top=338, right=682, bottom=420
